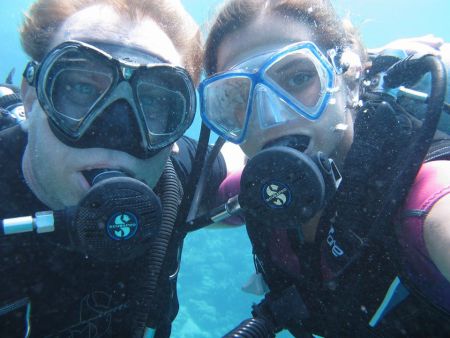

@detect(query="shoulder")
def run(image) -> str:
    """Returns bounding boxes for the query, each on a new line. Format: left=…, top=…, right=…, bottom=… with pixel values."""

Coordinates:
left=0, top=124, right=27, bottom=157
left=0, top=125, right=44, bottom=218
left=402, top=160, right=450, bottom=213
left=170, top=136, right=197, bottom=187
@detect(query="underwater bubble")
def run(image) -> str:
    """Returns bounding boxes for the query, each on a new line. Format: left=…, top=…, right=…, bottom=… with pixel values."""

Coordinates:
left=334, top=123, right=348, bottom=132
left=327, top=86, right=341, bottom=94
left=328, top=98, right=337, bottom=105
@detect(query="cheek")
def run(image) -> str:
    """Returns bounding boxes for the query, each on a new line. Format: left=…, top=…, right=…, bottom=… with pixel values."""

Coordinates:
left=296, top=77, right=321, bottom=107
left=134, top=147, right=171, bottom=188
left=26, top=102, right=80, bottom=187
left=240, top=142, right=257, bottom=158
left=27, top=103, right=68, bottom=163
left=240, top=123, right=266, bottom=158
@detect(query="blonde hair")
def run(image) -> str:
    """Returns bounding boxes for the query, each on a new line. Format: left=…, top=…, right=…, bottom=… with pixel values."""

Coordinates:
left=204, top=0, right=366, bottom=81
left=20, top=0, right=202, bottom=82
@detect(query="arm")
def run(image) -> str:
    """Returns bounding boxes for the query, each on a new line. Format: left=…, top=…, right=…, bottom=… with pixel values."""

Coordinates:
left=220, top=142, right=246, bottom=175
left=398, top=160, right=450, bottom=293
left=207, top=168, right=245, bottom=228
left=424, top=193, right=450, bottom=282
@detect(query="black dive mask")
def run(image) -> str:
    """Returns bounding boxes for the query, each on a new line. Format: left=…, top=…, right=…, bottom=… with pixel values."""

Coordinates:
left=239, top=136, right=342, bottom=228
left=24, top=40, right=196, bottom=158
left=56, top=171, right=162, bottom=262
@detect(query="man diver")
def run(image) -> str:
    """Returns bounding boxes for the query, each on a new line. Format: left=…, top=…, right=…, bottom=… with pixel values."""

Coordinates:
left=0, top=0, right=226, bottom=337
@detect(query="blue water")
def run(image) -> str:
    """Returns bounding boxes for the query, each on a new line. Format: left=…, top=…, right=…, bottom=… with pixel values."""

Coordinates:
left=1, top=1, right=449, bottom=337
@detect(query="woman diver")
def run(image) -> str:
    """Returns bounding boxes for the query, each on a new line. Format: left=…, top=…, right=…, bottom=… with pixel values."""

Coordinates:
left=197, top=0, right=450, bottom=336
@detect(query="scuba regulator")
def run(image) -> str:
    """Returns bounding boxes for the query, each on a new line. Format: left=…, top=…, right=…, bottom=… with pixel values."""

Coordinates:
left=1, top=168, right=165, bottom=262
left=184, top=136, right=342, bottom=233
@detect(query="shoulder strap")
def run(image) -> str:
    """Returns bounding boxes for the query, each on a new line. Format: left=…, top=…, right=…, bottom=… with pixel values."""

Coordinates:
left=425, top=139, right=450, bottom=162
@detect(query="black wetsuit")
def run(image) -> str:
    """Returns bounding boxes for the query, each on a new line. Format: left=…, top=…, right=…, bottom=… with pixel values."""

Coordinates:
left=245, top=140, right=450, bottom=337
left=0, top=125, right=226, bottom=337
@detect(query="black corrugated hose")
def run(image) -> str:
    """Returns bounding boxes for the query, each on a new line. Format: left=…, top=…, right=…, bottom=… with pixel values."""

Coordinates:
left=223, top=318, right=275, bottom=338
left=131, top=159, right=183, bottom=337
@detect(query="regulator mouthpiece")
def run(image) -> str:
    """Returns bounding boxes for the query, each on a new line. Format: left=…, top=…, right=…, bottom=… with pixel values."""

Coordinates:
left=71, top=176, right=162, bottom=262
left=239, top=146, right=341, bottom=229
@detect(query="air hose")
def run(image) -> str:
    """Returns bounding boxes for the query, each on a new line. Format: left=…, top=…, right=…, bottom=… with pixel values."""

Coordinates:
left=223, top=318, right=274, bottom=338
left=131, top=159, right=183, bottom=337
left=175, top=123, right=211, bottom=228
left=185, top=136, right=226, bottom=227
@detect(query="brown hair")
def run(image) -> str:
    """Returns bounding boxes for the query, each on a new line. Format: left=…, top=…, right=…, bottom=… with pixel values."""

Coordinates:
left=20, top=0, right=202, bottom=82
left=204, top=0, right=366, bottom=78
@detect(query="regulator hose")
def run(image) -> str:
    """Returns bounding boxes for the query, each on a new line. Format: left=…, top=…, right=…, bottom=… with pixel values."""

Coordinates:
left=131, top=159, right=183, bottom=337
left=223, top=318, right=275, bottom=338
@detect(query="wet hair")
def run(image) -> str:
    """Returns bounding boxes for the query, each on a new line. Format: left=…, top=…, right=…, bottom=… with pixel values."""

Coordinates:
left=204, top=0, right=367, bottom=82
left=20, top=0, right=202, bottom=82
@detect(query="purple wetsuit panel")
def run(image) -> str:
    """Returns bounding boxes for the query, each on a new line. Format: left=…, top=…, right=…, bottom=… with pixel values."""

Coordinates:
left=397, top=160, right=450, bottom=312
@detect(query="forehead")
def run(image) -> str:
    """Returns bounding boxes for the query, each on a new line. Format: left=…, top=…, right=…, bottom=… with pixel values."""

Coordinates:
left=51, top=4, right=181, bottom=66
left=217, top=13, right=316, bottom=72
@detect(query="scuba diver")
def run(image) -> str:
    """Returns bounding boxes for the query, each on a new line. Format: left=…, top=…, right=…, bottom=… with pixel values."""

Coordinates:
left=0, top=69, right=26, bottom=131
left=0, top=0, right=227, bottom=337
left=186, top=0, right=450, bottom=336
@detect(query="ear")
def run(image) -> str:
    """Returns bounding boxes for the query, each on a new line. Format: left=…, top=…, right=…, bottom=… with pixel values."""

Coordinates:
left=340, top=49, right=363, bottom=109
left=21, top=78, right=37, bottom=118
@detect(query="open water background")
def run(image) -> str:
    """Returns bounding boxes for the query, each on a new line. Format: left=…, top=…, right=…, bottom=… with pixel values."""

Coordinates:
left=1, top=1, right=449, bottom=336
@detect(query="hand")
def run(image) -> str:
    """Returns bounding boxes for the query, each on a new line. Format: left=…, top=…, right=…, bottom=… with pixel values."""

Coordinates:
left=369, top=34, right=444, bottom=57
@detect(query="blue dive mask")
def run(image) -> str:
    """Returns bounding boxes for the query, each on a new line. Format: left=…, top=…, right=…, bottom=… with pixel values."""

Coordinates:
left=199, top=41, right=341, bottom=144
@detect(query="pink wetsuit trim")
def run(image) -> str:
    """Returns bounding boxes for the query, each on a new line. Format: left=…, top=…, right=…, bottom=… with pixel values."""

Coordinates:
left=398, top=160, right=450, bottom=312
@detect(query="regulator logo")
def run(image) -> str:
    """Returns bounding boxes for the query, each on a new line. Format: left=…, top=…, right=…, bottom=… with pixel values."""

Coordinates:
left=262, top=181, right=292, bottom=208
left=106, top=212, right=138, bottom=240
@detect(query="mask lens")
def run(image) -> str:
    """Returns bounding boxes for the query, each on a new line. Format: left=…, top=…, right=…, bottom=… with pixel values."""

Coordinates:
left=44, top=49, right=114, bottom=133
left=202, top=76, right=251, bottom=142
left=265, top=51, right=322, bottom=107
left=136, top=67, right=191, bottom=137
left=137, top=82, right=184, bottom=135
left=264, top=48, right=333, bottom=118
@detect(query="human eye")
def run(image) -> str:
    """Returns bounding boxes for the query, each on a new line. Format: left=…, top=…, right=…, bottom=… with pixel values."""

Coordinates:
left=287, top=71, right=316, bottom=89
left=72, top=82, right=97, bottom=96
left=57, top=72, right=105, bottom=107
